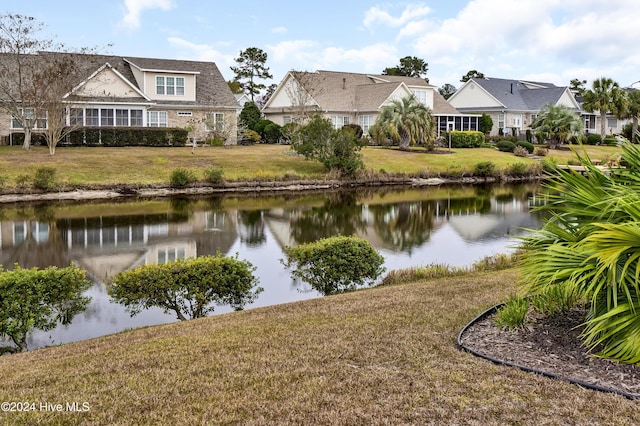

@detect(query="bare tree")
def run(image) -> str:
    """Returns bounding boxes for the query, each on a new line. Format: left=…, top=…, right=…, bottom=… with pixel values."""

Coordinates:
left=0, top=14, right=55, bottom=149
left=284, top=71, right=325, bottom=123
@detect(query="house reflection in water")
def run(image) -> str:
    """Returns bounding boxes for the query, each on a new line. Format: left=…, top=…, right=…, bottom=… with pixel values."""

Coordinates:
left=0, top=210, right=239, bottom=281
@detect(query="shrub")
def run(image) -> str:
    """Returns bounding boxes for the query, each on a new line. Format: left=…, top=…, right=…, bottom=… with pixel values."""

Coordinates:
left=603, top=136, right=619, bottom=146
left=533, top=146, right=548, bottom=157
left=513, top=146, right=529, bottom=157
left=494, top=296, right=529, bottom=329
left=204, top=167, right=224, bottom=184
left=508, top=162, right=528, bottom=176
left=449, top=130, right=484, bottom=148
left=515, top=141, right=534, bottom=153
left=109, top=254, right=262, bottom=320
left=519, top=142, right=640, bottom=363
left=0, top=175, right=7, bottom=189
left=170, top=168, right=197, bottom=187
left=15, top=174, right=31, bottom=189
left=281, top=236, right=386, bottom=295
left=585, top=133, right=602, bottom=145
left=33, top=167, right=57, bottom=191
left=496, top=140, right=516, bottom=152
left=473, top=161, right=496, bottom=177
left=0, top=264, right=91, bottom=353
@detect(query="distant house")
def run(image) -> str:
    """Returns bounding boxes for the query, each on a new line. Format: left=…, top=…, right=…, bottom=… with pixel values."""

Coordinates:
left=235, top=93, right=252, bottom=110
left=262, top=70, right=478, bottom=136
left=0, top=52, right=238, bottom=145
left=448, top=77, right=583, bottom=137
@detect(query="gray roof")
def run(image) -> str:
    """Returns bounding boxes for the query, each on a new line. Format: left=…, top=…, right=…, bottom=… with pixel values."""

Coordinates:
left=469, top=77, right=569, bottom=111
left=1, top=51, right=237, bottom=109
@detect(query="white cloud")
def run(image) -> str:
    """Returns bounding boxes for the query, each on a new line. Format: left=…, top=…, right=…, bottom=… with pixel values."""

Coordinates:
left=267, top=40, right=397, bottom=77
left=271, top=26, right=287, bottom=34
left=363, top=4, right=432, bottom=30
left=121, top=0, right=174, bottom=30
left=167, top=37, right=235, bottom=71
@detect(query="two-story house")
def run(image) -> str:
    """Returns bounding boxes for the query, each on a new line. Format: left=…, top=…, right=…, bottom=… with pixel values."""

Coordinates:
left=261, top=70, right=478, bottom=137
left=0, top=52, right=238, bottom=145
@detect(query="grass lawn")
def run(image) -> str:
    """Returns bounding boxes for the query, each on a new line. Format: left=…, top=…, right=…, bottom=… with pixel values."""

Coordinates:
left=0, top=269, right=637, bottom=425
left=0, top=143, right=622, bottom=189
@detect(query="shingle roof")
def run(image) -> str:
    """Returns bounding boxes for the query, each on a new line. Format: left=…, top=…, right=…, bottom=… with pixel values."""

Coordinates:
left=288, top=70, right=458, bottom=115
left=1, top=51, right=237, bottom=109
left=470, top=77, right=568, bottom=111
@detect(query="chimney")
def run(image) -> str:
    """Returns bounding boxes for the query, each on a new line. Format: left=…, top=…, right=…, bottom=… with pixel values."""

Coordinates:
left=343, top=78, right=346, bottom=90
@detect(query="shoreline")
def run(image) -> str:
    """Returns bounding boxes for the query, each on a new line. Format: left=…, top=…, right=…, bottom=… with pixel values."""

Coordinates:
left=0, top=175, right=540, bottom=204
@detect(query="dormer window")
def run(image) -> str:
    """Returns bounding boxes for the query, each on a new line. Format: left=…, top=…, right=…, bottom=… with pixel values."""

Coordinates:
left=156, top=76, right=185, bottom=96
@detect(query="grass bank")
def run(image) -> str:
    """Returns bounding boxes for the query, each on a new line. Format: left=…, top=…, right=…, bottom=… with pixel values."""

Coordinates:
left=0, top=144, right=622, bottom=190
left=0, top=269, right=637, bottom=425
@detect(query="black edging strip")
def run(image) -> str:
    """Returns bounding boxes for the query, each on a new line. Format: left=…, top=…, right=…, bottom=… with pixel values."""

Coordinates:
left=456, top=304, right=640, bottom=401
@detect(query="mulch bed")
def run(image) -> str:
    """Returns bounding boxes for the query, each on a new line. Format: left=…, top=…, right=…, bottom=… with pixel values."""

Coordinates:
left=459, top=307, right=640, bottom=398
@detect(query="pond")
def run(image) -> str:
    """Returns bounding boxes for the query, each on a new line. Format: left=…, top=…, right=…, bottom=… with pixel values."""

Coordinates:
left=0, top=182, right=545, bottom=350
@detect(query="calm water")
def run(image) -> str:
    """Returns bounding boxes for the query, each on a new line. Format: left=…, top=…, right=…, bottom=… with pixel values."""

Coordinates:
left=0, top=182, right=545, bottom=350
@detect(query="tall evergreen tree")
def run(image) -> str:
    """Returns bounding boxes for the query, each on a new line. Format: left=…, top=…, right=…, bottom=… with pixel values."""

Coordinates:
left=230, top=47, right=273, bottom=102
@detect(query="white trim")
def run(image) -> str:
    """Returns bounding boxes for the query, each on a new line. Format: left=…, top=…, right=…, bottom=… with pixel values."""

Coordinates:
left=123, top=58, right=200, bottom=75
left=64, top=62, right=151, bottom=101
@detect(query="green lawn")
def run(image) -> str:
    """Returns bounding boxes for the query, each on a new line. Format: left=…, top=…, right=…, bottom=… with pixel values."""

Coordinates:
left=0, top=144, right=622, bottom=189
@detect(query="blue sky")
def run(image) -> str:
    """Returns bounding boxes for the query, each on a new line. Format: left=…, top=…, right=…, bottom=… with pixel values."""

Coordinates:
left=5, top=0, right=640, bottom=90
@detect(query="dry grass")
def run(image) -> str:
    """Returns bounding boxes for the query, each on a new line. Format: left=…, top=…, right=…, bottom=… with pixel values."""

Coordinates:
left=0, top=144, right=552, bottom=190
left=0, top=269, right=637, bottom=425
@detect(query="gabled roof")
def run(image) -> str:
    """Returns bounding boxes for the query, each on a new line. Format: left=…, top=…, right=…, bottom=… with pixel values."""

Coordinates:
left=263, top=69, right=458, bottom=115
left=450, top=77, right=577, bottom=112
left=2, top=51, right=237, bottom=109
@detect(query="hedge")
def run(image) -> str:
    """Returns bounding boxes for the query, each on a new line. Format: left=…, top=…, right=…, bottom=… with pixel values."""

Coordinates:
left=63, top=127, right=189, bottom=147
left=449, top=130, right=485, bottom=148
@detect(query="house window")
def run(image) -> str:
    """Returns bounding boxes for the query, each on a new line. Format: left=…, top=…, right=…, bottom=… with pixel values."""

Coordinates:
left=608, top=117, right=618, bottom=129
left=148, top=111, right=168, bottom=127
left=411, top=90, right=427, bottom=105
left=70, top=108, right=84, bottom=126
left=156, top=76, right=185, bottom=96
left=131, top=110, right=143, bottom=126
left=205, top=113, right=224, bottom=131
left=358, top=115, right=374, bottom=133
left=86, top=109, right=99, bottom=126
left=116, top=109, right=129, bottom=126
left=283, top=116, right=291, bottom=124
left=331, top=116, right=349, bottom=129
left=177, top=111, right=192, bottom=117
left=11, top=108, right=47, bottom=129
left=498, top=113, right=505, bottom=129
left=101, top=109, right=114, bottom=126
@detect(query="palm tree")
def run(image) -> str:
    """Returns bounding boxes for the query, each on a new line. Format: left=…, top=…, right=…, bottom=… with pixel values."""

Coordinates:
left=624, top=90, right=640, bottom=143
left=370, top=96, right=435, bottom=150
left=530, top=104, right=583, bottom=149
left=519, top=142, right=640, bottom=364
left=581, top=77, right=628, bottom=140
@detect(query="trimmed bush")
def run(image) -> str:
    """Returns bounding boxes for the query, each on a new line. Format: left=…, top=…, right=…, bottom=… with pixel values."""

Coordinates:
left=0, top=264, right=91, bottom=353
left=170, top=168, right=197, bottom=187
left=449, top=130, right=484, bottom=148
left=508, top=162, right=528, bottom=176
left=585, top=133, right=602, bottom=145
left=109, top=254, right=262, bottom=320
left=496, top=140, right=516, bottom=152
left=515, top=141, right=534, bottom=153
left=281, top=236, right=386, bottom=295
left=533, top=146, right=548, bottom=157
left=63, top=127, right=188, bottom=147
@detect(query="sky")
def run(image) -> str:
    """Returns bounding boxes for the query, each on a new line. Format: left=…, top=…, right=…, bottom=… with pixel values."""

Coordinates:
left=4, top=0, right=640, bottom=91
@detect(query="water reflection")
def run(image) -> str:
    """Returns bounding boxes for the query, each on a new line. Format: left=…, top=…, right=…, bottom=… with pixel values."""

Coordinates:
left=0, top=183, right=545, bottom=349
